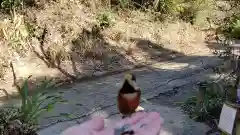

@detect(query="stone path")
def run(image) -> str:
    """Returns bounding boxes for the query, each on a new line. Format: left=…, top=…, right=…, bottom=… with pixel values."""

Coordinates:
left=0, top=51, right=223, bottom=135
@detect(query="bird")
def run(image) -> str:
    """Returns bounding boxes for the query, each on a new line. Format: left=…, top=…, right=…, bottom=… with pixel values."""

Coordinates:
left=117, top=72, right=141, bottom=119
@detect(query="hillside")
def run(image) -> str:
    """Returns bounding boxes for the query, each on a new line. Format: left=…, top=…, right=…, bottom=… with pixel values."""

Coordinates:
left=0, top=0, right=239, bottom=98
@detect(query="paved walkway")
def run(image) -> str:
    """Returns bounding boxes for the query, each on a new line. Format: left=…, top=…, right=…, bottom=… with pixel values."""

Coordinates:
left=1, top=51, right=223, bottom=135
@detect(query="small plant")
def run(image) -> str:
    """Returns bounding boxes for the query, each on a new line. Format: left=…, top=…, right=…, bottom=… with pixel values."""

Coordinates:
left=0, top=12, right=30, bottom=56
left=181, top=81, right=227, bottom=122
left=96, top=10, right=114, bottom=29
left=178, top=6, right=197, bottom=24
left=0, top=77, right=66, bottom=135
left=230, top=17, right=240, bottom=39
left=220, top=13, right=240, bottom=39
left=25, top=22, right=36, bottom=38
left=153, top=0, right=178, bottom=15
left=1, top=0, right=23, bottom=13
left=119, top=0, right=130, bottom=8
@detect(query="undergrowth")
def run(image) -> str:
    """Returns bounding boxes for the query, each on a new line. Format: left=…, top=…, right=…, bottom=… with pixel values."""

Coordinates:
left=220, top=13, right=240, bottom=39
left=181, top=80, right=234, bottom=122
left=0, top=11, right=30, bottom=56
left=102, top=0, right=208, bottom=23
left=96, top=10, right=115, bottom=29
left=182, top=10, right=240, bottom=134
left=0, top=77, right=67, bottom=135
left=0, top=0, right=23, bottom=14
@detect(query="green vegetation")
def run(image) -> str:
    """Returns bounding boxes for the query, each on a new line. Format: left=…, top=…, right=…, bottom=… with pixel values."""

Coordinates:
left=181, top=81, right=233, bottom=122
left=0, top=0, right=23, bottom=13
left=0, top=11, right=30, bottom=56
left=220, top=13, right=240, bottom=39
left=182, top=10, right=240, bottom=133
left=0, top=77, right=66, bottom=135
left=119, top=0, right=130, bottom=8
left=104, top=0, right=208, bottom=23
left=96, top=10, right=115, bottom=29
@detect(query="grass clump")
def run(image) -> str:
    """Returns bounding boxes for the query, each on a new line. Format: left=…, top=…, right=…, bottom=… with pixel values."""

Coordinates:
left=181, top=36, right=238, bottom=123
left=153, top=0, right=179, bottom=14
left=119, top=0, right=130, bottom=8
left=0, top=0, right=44, bottom=14
left=0, top=12, right=30, bottom=56
left=112, top=0, right=207, bottom=23
left=0, top=0, right=23, bottom=14
left=181, top=81, right=227, bottom=122
left=96, top=10, right=115, bottom=29
left=181, top=76, right=238, bottom=134
left=220, top=13, right=240, bottom=39
left=0, top=77, right=66, bottom=135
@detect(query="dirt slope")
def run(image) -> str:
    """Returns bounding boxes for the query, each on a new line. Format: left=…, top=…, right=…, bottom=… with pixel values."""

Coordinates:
left=0, top=0, right=214, bottom=98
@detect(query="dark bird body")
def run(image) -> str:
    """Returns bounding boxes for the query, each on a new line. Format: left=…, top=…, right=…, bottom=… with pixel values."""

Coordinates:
left=117, top=73, right=141, bottom=118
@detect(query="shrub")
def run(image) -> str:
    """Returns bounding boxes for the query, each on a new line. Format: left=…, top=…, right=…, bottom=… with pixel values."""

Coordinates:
left=178, top=6, right=197, bottom=24
left=230, top=17, right=240, bottom=39
left=220, top=13, right=240, bottom=39
left=0, top=0, right=43, bottom=13
left=181, top=81, right=230, bottom=122
left=0, top=0, right=23, bottom=13
left=119, top=0, right=130, bottom=8
left=153, top=0, right=178, bottom=14
left=0, top=77, right=66, bottom=135
left=96, top=10, right=115, bottom=29
left=0, top=12, right=30, bottom=56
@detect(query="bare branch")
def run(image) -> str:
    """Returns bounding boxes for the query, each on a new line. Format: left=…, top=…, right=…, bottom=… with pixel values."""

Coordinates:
left=35, top=26, right=77, bottom=80
left=0, top=88, right=10, bottom=100
left=10, top=61, right=21, bottom=92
